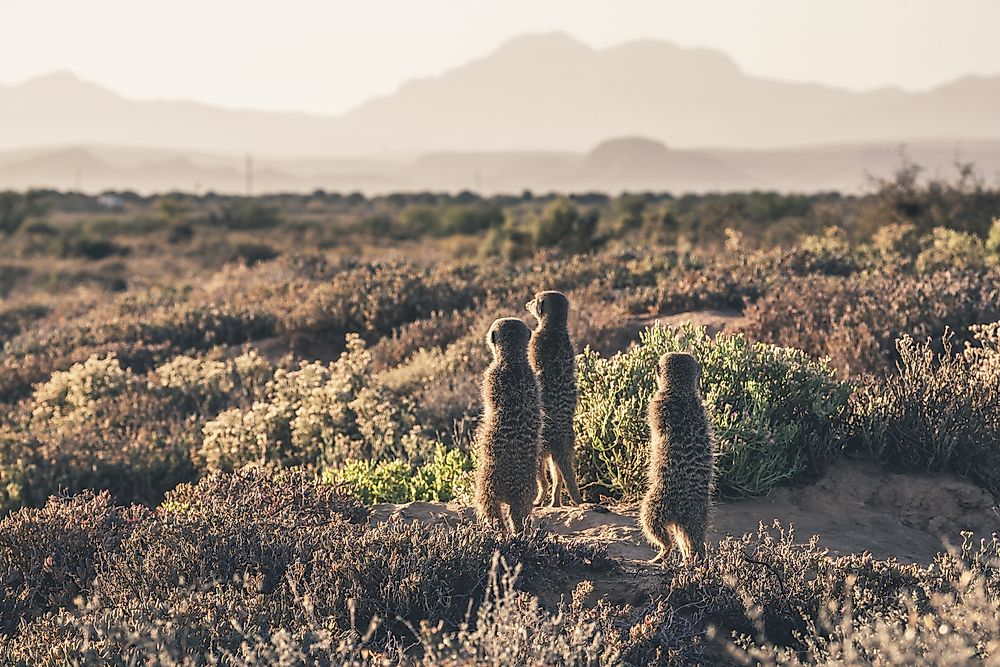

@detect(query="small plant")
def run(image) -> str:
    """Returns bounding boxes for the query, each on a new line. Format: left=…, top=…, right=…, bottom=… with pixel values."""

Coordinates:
left=575, top=324, right=850, bottom=499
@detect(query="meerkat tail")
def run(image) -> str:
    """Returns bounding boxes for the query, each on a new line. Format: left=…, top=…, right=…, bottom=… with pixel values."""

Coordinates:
left=547, top=457, right=564, bottom=507
left=534, top=456, right=551, bottom=506
left=667, top=524, right=694, bottom=563
left=554, top=451, right=583, bottom=505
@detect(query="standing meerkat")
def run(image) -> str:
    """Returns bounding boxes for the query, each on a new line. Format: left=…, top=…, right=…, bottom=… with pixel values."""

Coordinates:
left=526, top=290, right=583, bottom=507
left=639, top=352, right=715, bottom=563
left=474, top=317, right=541, bottom=534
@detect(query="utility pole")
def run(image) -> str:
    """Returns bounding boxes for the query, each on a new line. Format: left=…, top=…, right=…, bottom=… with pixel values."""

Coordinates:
left=245, top=153, right=254, bottom=197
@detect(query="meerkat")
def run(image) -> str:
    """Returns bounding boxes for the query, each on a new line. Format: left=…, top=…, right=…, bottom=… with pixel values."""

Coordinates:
left=525, top=290, right=583, bottom=507
left=474, top=317, right=542, bottom=534
left=639, top=352, right=715, bottom=564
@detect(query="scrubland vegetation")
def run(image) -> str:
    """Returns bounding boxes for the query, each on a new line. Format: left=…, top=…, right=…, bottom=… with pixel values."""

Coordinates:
left=1, top=163, right=999, bottom=664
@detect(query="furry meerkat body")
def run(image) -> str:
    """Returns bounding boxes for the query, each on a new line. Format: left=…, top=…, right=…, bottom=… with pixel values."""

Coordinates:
left=526, top=290, right=583, bottom=507
left=639, top=352, right=716, bottom=563
left=474, top=317, right=542, bottom=534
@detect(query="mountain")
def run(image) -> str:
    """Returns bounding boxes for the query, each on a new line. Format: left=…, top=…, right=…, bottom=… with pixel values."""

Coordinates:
left=3, top=139, right=999, bottom=195
left=1, top=34, right=998, bottom=158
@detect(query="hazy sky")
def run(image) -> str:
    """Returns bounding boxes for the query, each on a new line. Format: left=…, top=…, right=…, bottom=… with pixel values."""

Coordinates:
left=2, top=0, right=999, bottom=115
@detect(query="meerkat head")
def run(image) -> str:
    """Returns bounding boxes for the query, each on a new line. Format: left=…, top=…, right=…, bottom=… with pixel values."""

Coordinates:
left=486, top=317, right=531, bottom=361
left=657, top=352, right=700, bottom=393
left=525, top=290, right=569, bottom=327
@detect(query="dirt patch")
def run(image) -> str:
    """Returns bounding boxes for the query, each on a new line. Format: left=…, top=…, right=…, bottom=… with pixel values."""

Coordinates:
left=371, top=461, right=998, bottom=567
left=627, top=309, right=747, bottom=340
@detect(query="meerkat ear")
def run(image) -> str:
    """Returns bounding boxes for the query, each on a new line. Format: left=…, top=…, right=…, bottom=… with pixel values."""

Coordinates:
left=537, top=296, right=544, bottom=315
left=489, top=329, right=497, bottom=345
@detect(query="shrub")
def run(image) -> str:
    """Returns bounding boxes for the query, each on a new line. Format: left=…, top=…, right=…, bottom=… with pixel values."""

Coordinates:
left=0, top=302, right=51, bottom=350
left=331, top=444, right=473, bottom=504
left=915, top=226, right=990, bottom=273
left=198, top=334, right=423, bottom=473
left=0, top=491, right=150, bottom=633
left=227, top=241, right=280, bottom=265
left=53, top=234, right=130, bottom=260
left=575, top=324, right=850, bottom=499
left=533, top=198, right=600, bottom=254
left=987, top=217, right=1000, bottom=256
left=7, top=390, right=199, bottom=510
left=0, top=474, right=611, bottom=663
left=744, top=267, right=1000, bottom=376
left=212, top=200, right=282, bottom=230
left=150, top=349, right=272, bottom=414
left=0, top=189, right=46, bottom=236
left=29, top=354, right=134, bottom=434
left=281, top=262, right=486, bottom=352
left=850, top=327, right=1000, bottom=494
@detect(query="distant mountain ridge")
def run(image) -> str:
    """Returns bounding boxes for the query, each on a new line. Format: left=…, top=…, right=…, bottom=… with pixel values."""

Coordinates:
left=3, top=138, right=999, bottom=195
left=1, top=32, right=999, bottom=157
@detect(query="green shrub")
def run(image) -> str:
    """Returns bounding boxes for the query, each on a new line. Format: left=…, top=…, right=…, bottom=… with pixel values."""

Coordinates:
left=331, top=445, right=473, bottom=504
left=575, top=324, right=850, bottom=499
left=850, top=326, right=1000, bottom=494
left=915, top=226, right=990, bottom=274
left=533, top=198, right=599, bottom=254
left=987, top=217, right=1000, bottom=257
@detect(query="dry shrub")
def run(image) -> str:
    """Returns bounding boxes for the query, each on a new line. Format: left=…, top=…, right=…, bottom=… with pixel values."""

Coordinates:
left=0, top=491, right=151, bottom=633
left=744, top=267, right=1000, bottom=376
left=280, top=262, right=487, bottom=354
left=2, top=470, right=998, bottom=667
left=731, top=534, right=1000, bottom=665
left=0, top=472, right=611, bottom=664
left=851, top=326, right=1000, bottom=494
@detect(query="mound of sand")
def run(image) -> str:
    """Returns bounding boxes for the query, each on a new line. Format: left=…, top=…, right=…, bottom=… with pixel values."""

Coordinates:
left=371, top=460, right=997, bottom=565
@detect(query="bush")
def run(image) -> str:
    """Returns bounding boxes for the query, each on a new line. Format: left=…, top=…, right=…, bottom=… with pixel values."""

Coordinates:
left=212, top=200, right=283, bottom=230
left=150, top=349, right=272, bottom=415
left=227, top=241, right=280, bottom=265
left=331, top=445, right=473, bottom=504
left=575, top=324, right=850, bottom=499
left=53, top=234, right=130, bottom=260
left=5, top=390, right=199, bottom=511
left=850, top=326, right=1000, bottom=494
left=0, top=473, right=611, bottom=663
left=987, top=217, right=1000, bottom=256
left=198, top=334, right=424, bottom=473
left=533, top=198, right=600, bottom=254
left=0, top=302, right=51, bottom=351
left=0, top=491, right=150, bottom=633
left=915, top=227, right=990, bottom=274
left=29, top=354, right=134, bottom=434
left=281, top=262, right=486, bottom=352
left=744, top=267, right=1000, bottom=376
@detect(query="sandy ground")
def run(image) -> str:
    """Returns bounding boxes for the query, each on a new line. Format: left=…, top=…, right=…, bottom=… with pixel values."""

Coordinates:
left=371, top=460, right=998, bottom=567
left=627, top=309, right=748, bottom=339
